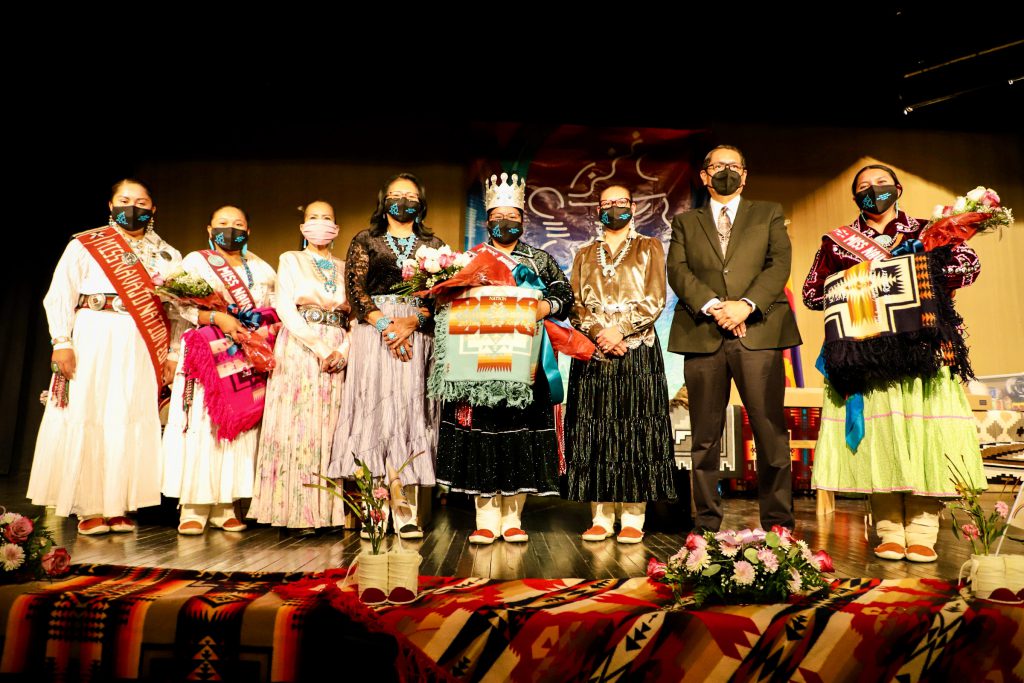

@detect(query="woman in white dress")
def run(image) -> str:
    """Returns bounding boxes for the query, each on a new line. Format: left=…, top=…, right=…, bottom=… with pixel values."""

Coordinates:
left=29, top=178, right=181, bottom=535
left=250, top=201, right=350, bottom=535
left=162, top=205, right=277, bottom=534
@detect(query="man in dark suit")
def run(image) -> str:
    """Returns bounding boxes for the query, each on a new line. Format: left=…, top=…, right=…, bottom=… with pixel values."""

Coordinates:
left=667, top=145, right=801, bottom=532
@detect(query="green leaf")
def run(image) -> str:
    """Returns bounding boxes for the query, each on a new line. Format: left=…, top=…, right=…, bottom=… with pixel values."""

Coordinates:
left=744, top=547, right=760, bottom=563
left=702, top=564, right=721, bottom=577
left=766, top=532, right=780, bottom=548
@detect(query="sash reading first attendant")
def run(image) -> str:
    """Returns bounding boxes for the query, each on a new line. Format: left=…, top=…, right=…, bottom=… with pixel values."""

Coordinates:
left=29, top=179, right=183, bottom=535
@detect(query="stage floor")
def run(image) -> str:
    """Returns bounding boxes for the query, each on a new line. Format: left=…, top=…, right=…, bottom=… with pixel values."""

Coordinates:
left=3, top=473, right=1022, bottom=581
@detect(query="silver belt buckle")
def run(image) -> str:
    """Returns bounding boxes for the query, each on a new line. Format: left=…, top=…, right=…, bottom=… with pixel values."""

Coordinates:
left=86, top=294, right=106, bottom=311
left=326, top=311, right=341, bottom=326
left=111, top=296, right=127, bottom=313
left=304, top=307, right=324, bottom=324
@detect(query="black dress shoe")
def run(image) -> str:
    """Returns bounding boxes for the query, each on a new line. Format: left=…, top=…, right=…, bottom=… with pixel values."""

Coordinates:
left=293, top=527, right=318, bottom=538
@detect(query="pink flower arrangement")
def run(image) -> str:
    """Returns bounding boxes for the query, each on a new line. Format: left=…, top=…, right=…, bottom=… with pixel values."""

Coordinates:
left=0, top=507, right=68, bottom=580
left=372, top=487, right=390, bottom=501
left=923, top=185, right=1014, bottom=250
left=650, top=527, right=833, bottom=608
left=947, top=455, right=1022, bottom=555
left=392, top=246, right=475, bottom=297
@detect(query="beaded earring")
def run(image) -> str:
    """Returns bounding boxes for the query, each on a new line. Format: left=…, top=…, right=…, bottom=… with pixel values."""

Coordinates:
left=302, top=238, right=308, bottom=249
left=208, top=239, right=215, bottom=250
left=241, top=243, right=248, bottom=257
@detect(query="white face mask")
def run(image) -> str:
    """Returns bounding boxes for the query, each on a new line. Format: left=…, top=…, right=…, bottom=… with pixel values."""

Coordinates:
left=300, top=219, right=339, bottom=246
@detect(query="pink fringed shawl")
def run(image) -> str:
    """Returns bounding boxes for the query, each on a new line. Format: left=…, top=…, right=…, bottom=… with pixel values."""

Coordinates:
left=182, top=307, right=280, bottom=442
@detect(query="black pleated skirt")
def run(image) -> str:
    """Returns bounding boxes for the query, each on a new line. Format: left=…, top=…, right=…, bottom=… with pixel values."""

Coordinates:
left=435, top=371, right=560, bottom=497
left=565, top=338, right=677, bottom=503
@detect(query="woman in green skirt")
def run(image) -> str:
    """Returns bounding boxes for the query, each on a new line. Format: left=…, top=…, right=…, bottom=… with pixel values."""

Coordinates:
left=803, top=164, right=984, bottom=563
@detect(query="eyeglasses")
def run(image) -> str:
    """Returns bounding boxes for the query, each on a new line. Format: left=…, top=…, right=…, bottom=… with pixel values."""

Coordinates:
left=489, top=212, right=521, bottom=222
left=705, top=162, right=744, bottom=174
left=599, top=198, right=632, bottom=209
left=386, top=191, right=420, bottom=201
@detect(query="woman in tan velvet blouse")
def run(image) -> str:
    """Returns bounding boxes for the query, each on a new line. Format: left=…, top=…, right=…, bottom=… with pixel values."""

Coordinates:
left=564, top=184, right=677, bottom=544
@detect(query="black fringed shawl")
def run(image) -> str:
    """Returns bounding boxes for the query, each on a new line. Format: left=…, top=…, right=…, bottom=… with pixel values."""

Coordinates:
left=822, top=246, right=973, bottom=396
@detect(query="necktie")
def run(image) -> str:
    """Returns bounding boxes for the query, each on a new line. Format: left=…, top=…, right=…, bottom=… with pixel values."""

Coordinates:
left=717, top=206, right=732, bottom=257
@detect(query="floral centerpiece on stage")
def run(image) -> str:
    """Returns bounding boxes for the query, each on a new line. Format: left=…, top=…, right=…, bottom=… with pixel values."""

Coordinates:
left=922, top=186, right=1014, bottom=250
left=946, top=455, right=1024, bottom=600
left=309, top=457, right=422, bottom=605
left=0, top=508, right=70, bottom=582
left=391, top=245, right=475, bottom=298
left=946, top=455, right=1019, bottom=555
left=309, top=457, right=414, bottom=556
left=647, top=527, right=834, bottom=608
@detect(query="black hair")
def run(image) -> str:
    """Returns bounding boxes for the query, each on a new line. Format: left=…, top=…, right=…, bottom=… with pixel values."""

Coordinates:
left=110, top=178, right=154, bottom=202
left=702, top=145, right=747, bottom=170
left=596, top=183, right=634, bottom=202
left=851, top=164, right=901, bottom=194
left=369, top=173, right=434, bottom=237
left=209, top=205, right=250, bottom=224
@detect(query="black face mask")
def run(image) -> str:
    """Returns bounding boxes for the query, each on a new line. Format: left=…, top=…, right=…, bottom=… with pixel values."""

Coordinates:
left=488, top=220, right=523, bottom=245
left=709, top=168, right=743, bottom=196
left=385, top=198, right=421, bottom=224
left=111, top=205, right=154, bottom=232
left=599, top=207, right=633, bottom=231
left=210, top=227, right=249, bottom=252
left=854, top=185, right=898, bottom=215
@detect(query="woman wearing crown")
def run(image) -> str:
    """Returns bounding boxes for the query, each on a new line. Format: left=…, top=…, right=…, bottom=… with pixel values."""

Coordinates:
left=435, top=172, right=574, bottom=545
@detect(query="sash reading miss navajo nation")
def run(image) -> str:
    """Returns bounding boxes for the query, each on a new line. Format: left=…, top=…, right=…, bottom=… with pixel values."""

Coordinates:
left=77, top=227, right=171, bottom=395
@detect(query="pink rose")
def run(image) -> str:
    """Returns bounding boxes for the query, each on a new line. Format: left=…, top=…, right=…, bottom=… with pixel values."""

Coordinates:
left=372, top=487, right=389, bottom=501
left=41, top=547, right=70, bottom=577
left=401, top=264, right=416, bottom=279
left=961, top=523, right=981, bottom=540
left=3, top=515, right=33, bottom=544
left=981, top=190, right=1000, bottom=208
left=646, top=557, right=667, bottom=580
left=685, top=532, right=707, bottom=551
left=438, top=253, right=456, bottom=269
left=995, top=501, right=1010, bottom=519
left=810, top=550, right=834, bottom=573
left=369, top=509, right=384, bottom=524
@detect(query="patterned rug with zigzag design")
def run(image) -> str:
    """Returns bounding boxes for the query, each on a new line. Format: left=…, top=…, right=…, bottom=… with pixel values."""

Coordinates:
left=1, top=564, right=1022, bottom=682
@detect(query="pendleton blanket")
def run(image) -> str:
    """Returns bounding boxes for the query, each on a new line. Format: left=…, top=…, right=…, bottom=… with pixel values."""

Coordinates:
left=182, top=308, right=280, bottom=442
left=431, top=285, right=543, bottom=408
left=2, top=565, right=1023, bottom=682
left=822, top=250, right=972, bottom=396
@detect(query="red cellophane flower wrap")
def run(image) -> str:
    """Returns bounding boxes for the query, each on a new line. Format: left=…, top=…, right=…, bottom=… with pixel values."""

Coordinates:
left=544, top=318, right=596, bottom=361
left=920, top=212, right=985, bottom=250
left=415, top=248, right=517, bottom=303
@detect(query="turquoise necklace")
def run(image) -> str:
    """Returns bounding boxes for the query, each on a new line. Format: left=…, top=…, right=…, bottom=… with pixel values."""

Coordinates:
left=310, top=254, right=338, bottom=293
left=385, top=232, right=417, bottom=267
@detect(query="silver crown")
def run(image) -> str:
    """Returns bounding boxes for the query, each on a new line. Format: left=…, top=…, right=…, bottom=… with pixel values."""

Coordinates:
left=484, top=172, right=526, bottom=211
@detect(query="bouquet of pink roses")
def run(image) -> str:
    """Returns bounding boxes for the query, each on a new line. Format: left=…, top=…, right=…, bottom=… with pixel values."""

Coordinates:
left=922, top=185, right=1014, bottom=251
left=391, top=245, right=475, bottom=298
left=0, top=507, right=70, bottom=582
left=647, top=526, right=834, bottom=608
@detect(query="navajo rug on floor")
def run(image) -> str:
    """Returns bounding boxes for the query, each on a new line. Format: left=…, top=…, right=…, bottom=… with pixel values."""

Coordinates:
left=1, top=564, right=1021, bottom=681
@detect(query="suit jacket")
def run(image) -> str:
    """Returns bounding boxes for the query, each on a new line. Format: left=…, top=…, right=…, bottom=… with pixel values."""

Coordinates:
left=666, top=198, right=801, bottom=354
